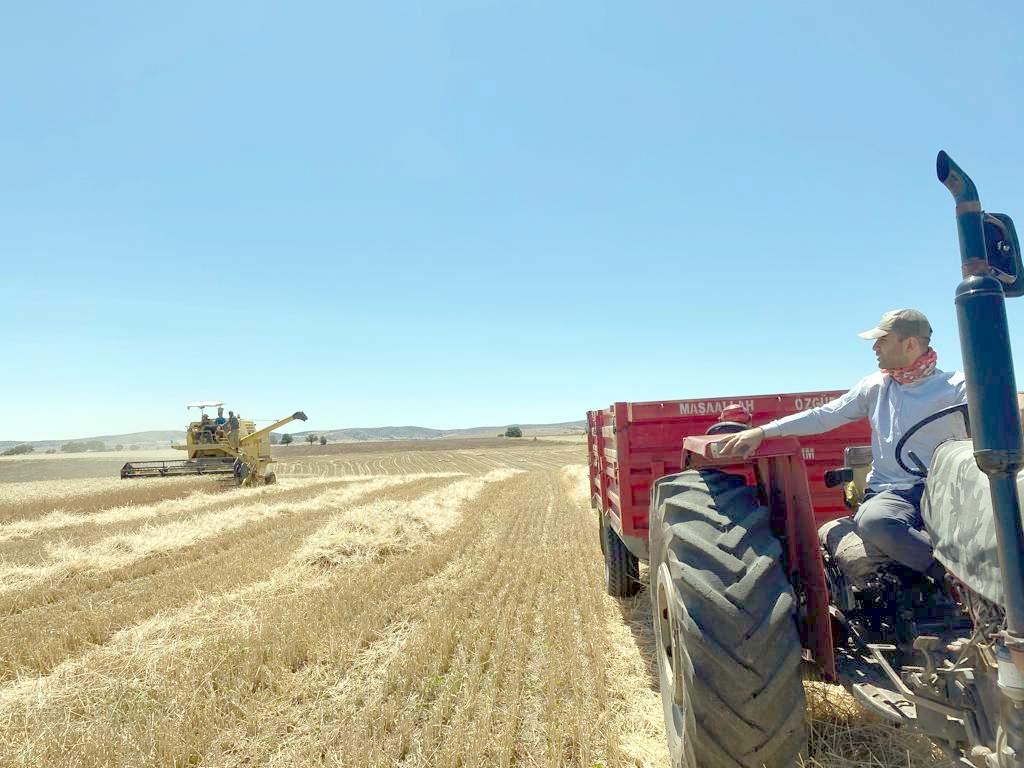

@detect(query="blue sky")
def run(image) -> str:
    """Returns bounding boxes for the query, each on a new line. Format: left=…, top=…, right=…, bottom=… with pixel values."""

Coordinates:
left=4, top=2, right=1024, bottom=441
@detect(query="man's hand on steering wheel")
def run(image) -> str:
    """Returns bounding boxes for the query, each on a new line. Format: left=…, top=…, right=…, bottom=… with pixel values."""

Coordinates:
left=716, top=427, right=766, bottom=458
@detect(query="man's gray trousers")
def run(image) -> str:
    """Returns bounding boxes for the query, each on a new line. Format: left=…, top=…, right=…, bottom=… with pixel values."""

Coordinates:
left=853, top=484, right=933, bottom=573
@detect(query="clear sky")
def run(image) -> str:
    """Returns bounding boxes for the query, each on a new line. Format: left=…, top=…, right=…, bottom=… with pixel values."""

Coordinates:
left=4, top=2, right=1024, bottom=441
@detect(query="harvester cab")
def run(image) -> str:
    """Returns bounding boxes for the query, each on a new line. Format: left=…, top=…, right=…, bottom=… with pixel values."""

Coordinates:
left=121, top=404, right=307, bottom=486
left=641, top=153, right=1024, bottom=768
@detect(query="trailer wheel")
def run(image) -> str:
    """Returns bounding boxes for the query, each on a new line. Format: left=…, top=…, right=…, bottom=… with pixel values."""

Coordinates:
left=601, top=516, right=640, bottom=598
left=649, top=469, right=807, bottom=768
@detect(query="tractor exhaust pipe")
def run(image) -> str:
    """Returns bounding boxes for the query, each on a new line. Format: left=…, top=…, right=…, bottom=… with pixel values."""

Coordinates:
left=938, top=151, right=1024, bottom=698
left=937, top=151, right=985, bottom=276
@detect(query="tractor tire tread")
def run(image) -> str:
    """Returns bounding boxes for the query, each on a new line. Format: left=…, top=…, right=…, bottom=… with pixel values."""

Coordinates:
left=662, top=484, right=753, bottom=531
left=603, top=519, right=640, bottom=598
left=651, top=468, right=806, bottom=768
left=715, top=506, right=770, bottom=555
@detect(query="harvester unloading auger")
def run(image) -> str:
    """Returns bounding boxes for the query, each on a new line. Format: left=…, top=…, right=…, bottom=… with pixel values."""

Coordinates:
left=121, top=402, right=307, bottom=486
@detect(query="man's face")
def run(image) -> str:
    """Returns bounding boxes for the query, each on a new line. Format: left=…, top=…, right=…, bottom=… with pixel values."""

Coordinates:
left=872, top=333, right=915, bottom=369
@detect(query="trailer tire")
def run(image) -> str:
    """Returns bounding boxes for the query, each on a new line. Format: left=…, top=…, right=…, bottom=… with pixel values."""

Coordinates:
left=601, top=516, right=640, bottom=598
left=649, top=469, right=806, bottom=768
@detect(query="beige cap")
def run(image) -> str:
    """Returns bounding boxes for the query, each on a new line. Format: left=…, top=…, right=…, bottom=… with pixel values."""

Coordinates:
left=858, top=309, right=932, bottom=340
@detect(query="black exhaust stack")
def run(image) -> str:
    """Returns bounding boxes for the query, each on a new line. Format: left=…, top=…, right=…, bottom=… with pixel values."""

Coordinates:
left=938, top=151, right=1024, bottom=694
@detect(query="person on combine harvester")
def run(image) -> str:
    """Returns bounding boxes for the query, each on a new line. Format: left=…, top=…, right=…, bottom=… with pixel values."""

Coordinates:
left=200, top=414, right=214, bottom=443
left=719, top=309, right=967, bottom=582
left=227, top=411, right=240, bottom=450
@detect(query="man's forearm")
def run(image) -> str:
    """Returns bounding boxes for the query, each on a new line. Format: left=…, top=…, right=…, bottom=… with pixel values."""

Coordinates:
left=761, top=406, right=853, bottom=438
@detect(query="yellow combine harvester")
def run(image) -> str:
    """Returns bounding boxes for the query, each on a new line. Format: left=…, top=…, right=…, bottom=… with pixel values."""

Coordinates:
left=121, top=401, right=307, bottom=486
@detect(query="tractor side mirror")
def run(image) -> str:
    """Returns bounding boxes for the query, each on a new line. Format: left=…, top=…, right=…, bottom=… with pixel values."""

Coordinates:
left=984, top=213, right=1024, bottom=297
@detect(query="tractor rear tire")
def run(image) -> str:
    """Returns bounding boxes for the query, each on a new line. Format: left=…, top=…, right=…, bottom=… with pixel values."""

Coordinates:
left=601, top=515, right=640, bottom=598
left=649, top=469, right=807, bottom=768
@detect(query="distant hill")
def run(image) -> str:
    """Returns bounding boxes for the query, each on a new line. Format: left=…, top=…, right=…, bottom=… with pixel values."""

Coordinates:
left=442, top=420, right=586, bottom=438
left=0, top=421, right=586, bottom=453
left=293, top=421, right=586, bottom=443
left=0, top=430, right=184, bottom=454
left=308, top=426, right=446, bottom=442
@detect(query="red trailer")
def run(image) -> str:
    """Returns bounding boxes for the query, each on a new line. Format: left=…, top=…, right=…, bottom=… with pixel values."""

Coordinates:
left=586, top=390, right=871, bottom=596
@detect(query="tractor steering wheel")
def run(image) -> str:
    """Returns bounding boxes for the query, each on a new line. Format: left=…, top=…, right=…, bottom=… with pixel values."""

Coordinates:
left=706, top=421, right=750, bottom=435
left=894, top=403, right=971, bottom=478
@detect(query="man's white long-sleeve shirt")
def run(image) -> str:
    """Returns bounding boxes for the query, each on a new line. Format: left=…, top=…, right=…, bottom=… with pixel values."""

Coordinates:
left=760, top=369, right=968, bottom=491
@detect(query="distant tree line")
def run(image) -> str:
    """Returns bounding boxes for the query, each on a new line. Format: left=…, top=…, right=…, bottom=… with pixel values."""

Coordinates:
left=60, top=440, right=107, bottom=453
left=0, top=444, right=143, bottom=456
left=2, top=441, right=146, bottom=456
left=272, top=434, right=325, bottom=446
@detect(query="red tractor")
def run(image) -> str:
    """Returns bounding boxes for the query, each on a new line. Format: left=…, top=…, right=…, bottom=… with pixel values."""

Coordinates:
left=588, top=152, right=1024, bottom=768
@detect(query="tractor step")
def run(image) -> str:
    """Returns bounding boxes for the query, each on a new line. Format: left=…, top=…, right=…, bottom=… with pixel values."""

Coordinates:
left=847, top=680, right=917, bottom=723
left=836, top=646, right=918, bottom=724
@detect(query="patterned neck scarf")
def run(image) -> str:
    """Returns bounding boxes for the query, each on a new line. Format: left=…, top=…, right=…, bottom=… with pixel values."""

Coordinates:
left=883, top=347, right=938, bottom=385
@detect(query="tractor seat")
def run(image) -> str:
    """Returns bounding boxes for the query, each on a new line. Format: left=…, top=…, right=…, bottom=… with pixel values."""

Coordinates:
left=921, top=439, right=1020, bottom=607
left=818, top=516, right=891, bottom=590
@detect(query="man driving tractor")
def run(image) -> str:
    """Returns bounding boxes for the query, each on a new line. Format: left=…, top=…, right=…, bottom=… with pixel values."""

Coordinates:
left=719, top=309, right=967, bottom=581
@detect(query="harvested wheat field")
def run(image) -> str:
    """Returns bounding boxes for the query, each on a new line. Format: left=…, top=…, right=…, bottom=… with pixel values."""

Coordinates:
left=0, top=441, right=948, bottom=767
